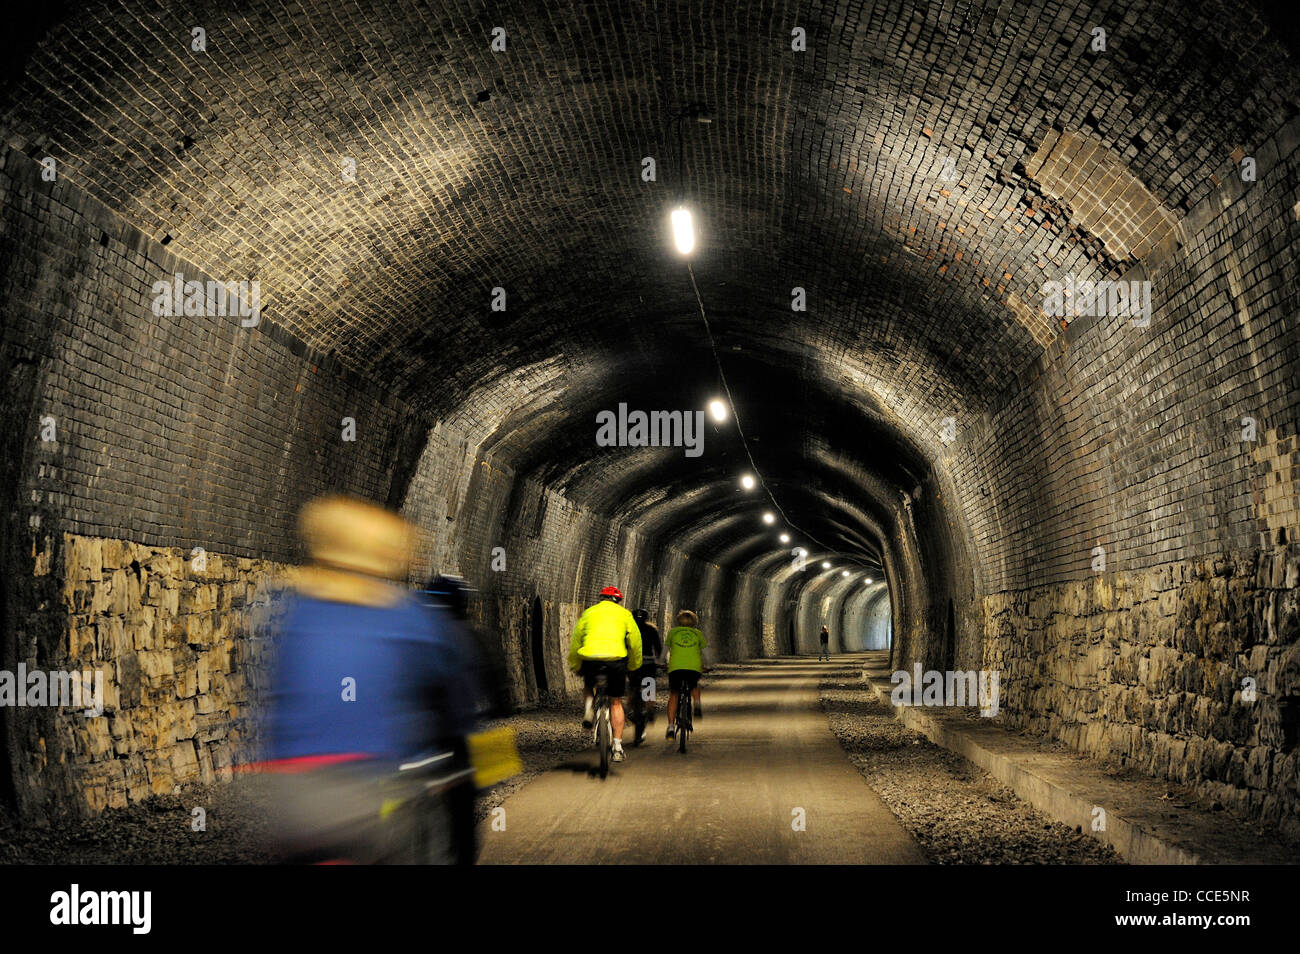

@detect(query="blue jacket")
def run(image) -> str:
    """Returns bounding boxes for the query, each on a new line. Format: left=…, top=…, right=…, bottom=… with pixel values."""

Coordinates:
left=264, top=592, right=475, bottom=762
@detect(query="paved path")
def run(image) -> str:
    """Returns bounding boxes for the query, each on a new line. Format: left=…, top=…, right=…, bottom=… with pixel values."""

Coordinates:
left=478, top=656, right=927, bottom=864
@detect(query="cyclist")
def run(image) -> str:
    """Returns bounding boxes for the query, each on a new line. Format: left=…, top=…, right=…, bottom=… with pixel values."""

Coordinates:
left=627, top=608, right=662, bottom=744
left=568, top=586, right=643, bottom=762
left=664, top=610, right=706, bottom=740
left=259, top=495, right=476, bottom=864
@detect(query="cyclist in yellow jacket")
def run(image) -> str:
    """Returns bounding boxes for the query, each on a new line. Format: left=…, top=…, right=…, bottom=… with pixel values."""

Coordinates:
left=569, top=586, right=643, bottom=762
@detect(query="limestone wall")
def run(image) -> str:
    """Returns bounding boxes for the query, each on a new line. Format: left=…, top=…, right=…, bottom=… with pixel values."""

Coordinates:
left=983, top=545, right=1300, bottom=838
left=16, top=533, right=283, bottom=815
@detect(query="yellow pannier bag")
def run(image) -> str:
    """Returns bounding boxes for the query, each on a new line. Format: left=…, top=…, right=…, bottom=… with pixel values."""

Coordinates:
left=467, top=726, right=523, bottom=789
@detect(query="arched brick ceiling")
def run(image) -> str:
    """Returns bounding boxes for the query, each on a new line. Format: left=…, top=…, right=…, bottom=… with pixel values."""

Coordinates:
left=4, top=0, right=1298, bottom=575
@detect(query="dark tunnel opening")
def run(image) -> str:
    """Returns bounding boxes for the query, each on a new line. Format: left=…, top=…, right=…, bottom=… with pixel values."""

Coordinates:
left=530, top=596, right=548, bottom=695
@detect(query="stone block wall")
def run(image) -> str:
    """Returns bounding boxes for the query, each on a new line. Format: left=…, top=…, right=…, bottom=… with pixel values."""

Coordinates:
left=35, top=533, right=285, bottom=815
left=982, top=545, right=1300, bottom=837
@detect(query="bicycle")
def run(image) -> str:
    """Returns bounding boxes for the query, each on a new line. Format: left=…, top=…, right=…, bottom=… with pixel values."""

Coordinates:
left=675, top=685, right=693, bottom=754
left=628, top=666, right=658, bottom=745
left=404, top=753, right=477, bottom=865
left=591, top=671, right=614, bottom=779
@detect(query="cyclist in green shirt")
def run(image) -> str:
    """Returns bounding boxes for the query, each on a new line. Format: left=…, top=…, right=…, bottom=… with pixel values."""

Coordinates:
left=664, top=610, right=706, bottom=740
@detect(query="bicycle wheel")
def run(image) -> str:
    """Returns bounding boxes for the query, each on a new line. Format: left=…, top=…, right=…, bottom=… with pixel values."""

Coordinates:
left=597, top=706, right=611, bottom=778
left=678, top=697, right=690, bottom=754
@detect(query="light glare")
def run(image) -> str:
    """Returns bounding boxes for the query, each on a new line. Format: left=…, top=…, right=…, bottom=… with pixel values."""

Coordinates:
left=671, top=207, right=695, bottom=255
left=709, top=399, right=727, bottom=421
left=779, top=533, right=790, bottom=543
left=740, top=473, right=755, bottom=489
left=762, top=512, right=775, bottom=525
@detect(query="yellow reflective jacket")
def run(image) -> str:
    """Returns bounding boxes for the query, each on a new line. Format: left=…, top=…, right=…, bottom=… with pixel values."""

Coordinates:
left=568, top=600, right=642, bottom=672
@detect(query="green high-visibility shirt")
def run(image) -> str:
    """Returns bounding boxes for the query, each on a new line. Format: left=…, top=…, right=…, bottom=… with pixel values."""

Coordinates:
left=666, top=626, right=705, bottom=673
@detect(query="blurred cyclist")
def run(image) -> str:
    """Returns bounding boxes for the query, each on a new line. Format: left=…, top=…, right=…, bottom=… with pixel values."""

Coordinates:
left=627, top=608, right=662, bottom=745
left=665, top=610, right=706, bottom=740
left=418, top=574, right=509, bottom=865
left=420, top=574, right=512, bottom=720
left=257, top=495, right=477, bottom=864
left=568, top=586, right=642, bottom=763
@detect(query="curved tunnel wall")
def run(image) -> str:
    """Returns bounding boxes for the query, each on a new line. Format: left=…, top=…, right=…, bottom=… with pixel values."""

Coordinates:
left=842, top=584, right=892, bottom=652
left=0, top=143, right=430, bottom=816
left=932, top=116, right=1300, bottom=830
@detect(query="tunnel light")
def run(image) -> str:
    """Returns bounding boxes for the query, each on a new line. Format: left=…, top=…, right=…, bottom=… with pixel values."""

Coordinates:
left=762, top=512, right=775, bottom=525
left=865, top=577, right=874, bottom=584
left=740, top=473, right=756, bottom=490
left=779, top=533, right=790, bottom=544
left=821, top=561, right=831, bottom=569
left=671, top=207, right=695, bottom=255
left=709, top=399, right=727, bottom=421
left=841, top=570, right=850, bottom=577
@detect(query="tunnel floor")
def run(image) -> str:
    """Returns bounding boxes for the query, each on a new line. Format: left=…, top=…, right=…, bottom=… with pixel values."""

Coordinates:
left=476, top=654, right=1122, bottom=864
left=478, top=656, right=926, bottom=864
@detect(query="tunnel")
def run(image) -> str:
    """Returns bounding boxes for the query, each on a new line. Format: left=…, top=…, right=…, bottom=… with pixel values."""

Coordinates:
left=0, top=0, right=1298, bottom=898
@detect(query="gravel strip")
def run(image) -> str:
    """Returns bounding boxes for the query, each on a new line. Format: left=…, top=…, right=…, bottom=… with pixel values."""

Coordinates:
left=820, top=666, right=1122, bottom=864
left=0, top=781, right=276, bottom=865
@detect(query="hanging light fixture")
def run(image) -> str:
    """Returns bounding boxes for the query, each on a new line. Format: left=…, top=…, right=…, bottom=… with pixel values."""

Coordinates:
left=671, top=207, right=695, bottom=255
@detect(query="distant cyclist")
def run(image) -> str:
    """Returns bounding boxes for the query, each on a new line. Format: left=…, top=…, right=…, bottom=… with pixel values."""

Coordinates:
left=665, top=610, right=706, bottom=741
left=818, top=624, right=830, bottom=661
left=568, top=586, right=643, bottom=763
left=627, top=608, right=662, bottom=745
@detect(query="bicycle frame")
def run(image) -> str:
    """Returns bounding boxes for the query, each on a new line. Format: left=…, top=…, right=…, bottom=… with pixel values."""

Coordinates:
left=676, top=684, right=692, bottom=753
left=592, top=673, right=614, bottom=778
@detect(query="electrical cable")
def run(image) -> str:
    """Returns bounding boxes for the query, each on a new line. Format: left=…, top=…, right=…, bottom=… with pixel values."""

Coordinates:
left=683, top=259, right=875, bottom=570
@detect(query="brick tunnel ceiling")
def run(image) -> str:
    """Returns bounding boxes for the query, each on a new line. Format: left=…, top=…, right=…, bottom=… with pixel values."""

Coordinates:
left=3, top=0, right=1297, bottom=568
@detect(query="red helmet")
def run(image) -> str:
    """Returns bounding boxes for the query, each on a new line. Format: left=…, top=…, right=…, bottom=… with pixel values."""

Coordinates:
left=600, top=585, right=623, bottom=602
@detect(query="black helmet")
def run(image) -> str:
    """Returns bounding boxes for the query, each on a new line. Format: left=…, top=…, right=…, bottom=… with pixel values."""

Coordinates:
left=424, top=574, right=472, bottom=619
left=632, top=608, right=649, bottom=624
